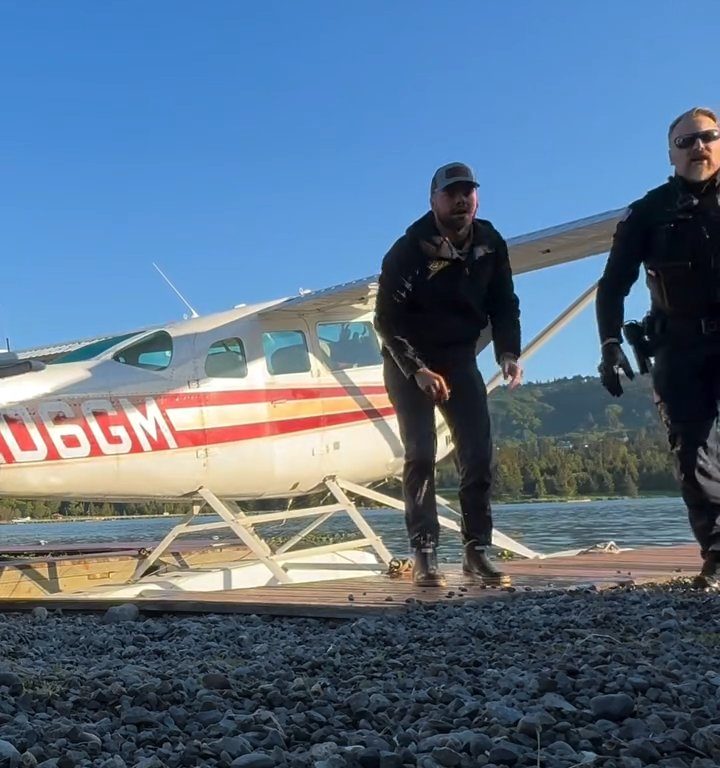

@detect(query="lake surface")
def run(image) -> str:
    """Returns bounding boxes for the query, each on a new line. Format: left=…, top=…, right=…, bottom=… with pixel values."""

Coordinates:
left=0, top=495, right=694, bottom=561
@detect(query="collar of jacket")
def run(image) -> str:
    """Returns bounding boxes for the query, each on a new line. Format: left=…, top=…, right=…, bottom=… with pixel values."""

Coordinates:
left=668, top=171, right=720, bottom=209
left=406, top=211, right=488, bottom=262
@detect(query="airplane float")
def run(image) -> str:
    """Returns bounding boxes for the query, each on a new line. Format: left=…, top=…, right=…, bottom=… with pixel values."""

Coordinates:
left=0, top=207, right=629, bottom=596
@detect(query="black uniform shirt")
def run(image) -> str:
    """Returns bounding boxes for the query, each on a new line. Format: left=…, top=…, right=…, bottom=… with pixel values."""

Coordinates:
left=596, top=172, right=720, bottom=343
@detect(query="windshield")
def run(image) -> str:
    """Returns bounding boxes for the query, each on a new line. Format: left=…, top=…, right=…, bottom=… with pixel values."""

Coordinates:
left=50, top=332, right=141, bottom=364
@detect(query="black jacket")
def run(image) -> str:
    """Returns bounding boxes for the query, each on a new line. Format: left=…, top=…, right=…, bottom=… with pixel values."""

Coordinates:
left=374, top=211, right=521, bottom=378
left=596, top=173, right=720, bottom=343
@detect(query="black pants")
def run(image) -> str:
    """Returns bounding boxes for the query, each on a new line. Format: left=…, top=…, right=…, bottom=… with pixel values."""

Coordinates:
left=383, top=354, right=494, bottom=548
left=652, top=339, right=720, bottom=555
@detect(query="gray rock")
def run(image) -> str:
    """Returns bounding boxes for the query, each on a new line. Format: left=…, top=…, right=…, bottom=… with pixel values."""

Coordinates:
left=431, top=748, right=463, bottom=767
left=691, top=724, right=720, bottom=756
left=230, top=755, right=275, bottom=768
left=101, top=604, right=140, bottom=623
left=314, top=759, right=345, bottom=768
left=0, top=674, right=22, bottom=694
left=619, top=757, right=643, bottom=768
left=517, top=711, right=556, bottom=736
left=201, top=673, right=232, bottom=690
left=211, top=737, right=252, bottom=758
left=310, top=743, right=339, bottom=760
left=378, top=753, right=403, bottom=768
left=0, top=740, right=21, bottom=768
left=590, top=693, right=635, bottom=721
left=488, top=741, right=522, bottom=766
left=546, top=741, right=577, bottom=757
left=627, top=738, right=662, bottom=763
left=469, top=733, right=493, bottom=756
left=485, top=702, right=523, bottom=725
left=540, top=693, right=577, bottom=712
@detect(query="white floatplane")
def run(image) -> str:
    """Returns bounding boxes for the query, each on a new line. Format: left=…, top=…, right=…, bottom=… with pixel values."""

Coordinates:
left=0, top=208, right=631, bottom=596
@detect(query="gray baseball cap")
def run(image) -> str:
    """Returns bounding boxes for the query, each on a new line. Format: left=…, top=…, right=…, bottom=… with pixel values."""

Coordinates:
left=430, top=162, right=479, bottom=194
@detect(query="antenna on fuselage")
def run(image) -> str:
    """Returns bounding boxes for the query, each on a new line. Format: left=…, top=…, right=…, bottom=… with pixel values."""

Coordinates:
left=152, top=263, right=199, bottom=318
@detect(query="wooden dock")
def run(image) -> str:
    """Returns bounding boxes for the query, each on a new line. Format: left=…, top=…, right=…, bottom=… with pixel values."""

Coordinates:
left=0, top=543, right=702, bottom=619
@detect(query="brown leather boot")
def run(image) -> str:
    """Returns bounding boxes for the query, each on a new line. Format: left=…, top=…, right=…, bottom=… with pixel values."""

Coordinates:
left=412, top=540, right=446, bottom=587
left=462, top=542, right=509, bottom=585
left=692, top=551, right=720, bottom=590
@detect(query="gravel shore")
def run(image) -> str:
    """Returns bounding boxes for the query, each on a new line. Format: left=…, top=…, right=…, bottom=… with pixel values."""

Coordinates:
left=0, top=583, right=718, bottom=767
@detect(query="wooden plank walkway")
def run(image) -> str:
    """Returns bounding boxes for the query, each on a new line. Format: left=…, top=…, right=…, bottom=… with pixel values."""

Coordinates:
left=0, top=543, right=701, bottom=620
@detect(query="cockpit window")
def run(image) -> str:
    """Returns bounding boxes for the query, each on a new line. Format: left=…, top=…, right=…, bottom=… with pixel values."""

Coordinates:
left=316, top=321, right=382, bottom=369
left=50, top=332, right=141, bottom=364
left=205, top=338, right=248, bottom=378
left=113, top=331, right=173, bottom=371
left=262, top=330, right=311, bottom=375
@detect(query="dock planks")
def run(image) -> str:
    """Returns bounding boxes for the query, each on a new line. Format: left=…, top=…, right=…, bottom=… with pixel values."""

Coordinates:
left=0, top=543, right=702, bottom=620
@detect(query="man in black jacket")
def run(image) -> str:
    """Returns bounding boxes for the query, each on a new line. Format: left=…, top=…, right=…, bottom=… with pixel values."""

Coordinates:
left=596, top=106, right=720, bottom=588
left=374, top=162, right=522, bottom=586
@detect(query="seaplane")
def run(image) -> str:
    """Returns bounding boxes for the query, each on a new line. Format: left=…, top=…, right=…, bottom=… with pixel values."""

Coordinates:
left=0, top=207, right=630, bottom=597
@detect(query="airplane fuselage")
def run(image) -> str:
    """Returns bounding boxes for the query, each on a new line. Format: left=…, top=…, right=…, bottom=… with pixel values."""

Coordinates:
left=0, top=304, right=452, bottom=500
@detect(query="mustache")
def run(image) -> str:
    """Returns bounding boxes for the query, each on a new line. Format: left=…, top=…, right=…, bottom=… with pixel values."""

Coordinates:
left=690, top=153, right=711, bottom=161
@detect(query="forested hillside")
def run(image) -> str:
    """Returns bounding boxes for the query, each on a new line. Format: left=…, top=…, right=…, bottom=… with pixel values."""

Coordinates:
left=435, top=373, right=678, bottom=499
left=487, top=374, right=659, bottom=440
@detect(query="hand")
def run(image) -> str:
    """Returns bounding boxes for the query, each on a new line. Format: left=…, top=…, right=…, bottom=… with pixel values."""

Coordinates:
left=414, top=367, right=450, bottom=403
left=598, top=342, right=634, bottom=397
left=501, top=355, right=523, bottom=390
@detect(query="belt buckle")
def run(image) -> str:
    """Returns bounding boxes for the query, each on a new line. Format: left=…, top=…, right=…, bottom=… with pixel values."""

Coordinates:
left=701, top=318, right=720, bottom=335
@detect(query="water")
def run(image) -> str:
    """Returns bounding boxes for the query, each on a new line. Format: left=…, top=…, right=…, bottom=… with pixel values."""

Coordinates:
left=0, top=495, right=694, bottom=561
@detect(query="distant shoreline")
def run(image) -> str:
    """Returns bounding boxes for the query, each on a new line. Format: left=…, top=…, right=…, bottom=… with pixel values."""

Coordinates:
left=0, top=492, right=681, bottom=524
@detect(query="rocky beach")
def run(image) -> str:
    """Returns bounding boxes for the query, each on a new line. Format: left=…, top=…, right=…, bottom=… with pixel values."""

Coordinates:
left=0, top=583, right=717, bottom=767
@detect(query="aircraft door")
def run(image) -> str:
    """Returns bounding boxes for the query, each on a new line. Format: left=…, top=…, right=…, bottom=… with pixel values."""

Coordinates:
left=310, top=316, right=404, bottom=480
left=188, top=328, right=277, bottom=497
left=255, top=316, right=325, bottom=494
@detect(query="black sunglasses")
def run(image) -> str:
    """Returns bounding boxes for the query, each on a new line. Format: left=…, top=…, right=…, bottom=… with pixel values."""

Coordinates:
left=673, top=128, right=720, bottom=150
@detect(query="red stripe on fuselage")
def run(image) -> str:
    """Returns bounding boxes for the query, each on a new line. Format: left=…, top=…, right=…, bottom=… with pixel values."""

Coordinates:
left=0, top=386, right=395, bottom=464
left=173, top=406, right=397, bottom=448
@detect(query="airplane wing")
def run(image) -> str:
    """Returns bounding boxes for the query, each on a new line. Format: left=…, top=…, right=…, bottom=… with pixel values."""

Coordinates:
left=260, top=206, right=627, bottom=316
left=14, top=207, right=627, bottom=361
left=507, top=207, right=626, bottom=275
left=14, top=334, right=118, bottom=363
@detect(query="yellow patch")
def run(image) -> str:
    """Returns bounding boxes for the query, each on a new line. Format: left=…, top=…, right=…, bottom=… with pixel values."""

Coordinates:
left=427, top=260, right=450, bottom=277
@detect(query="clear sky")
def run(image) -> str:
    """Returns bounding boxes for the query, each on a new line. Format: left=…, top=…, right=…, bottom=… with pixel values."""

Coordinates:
left=1, top=1, right=718, bottom=382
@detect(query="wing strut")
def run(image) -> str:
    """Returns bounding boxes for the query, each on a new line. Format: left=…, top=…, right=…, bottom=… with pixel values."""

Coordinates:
left=486, top=281, right=598, bottom=394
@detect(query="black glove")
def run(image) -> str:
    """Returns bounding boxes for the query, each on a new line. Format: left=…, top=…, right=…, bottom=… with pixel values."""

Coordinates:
left=598, top=342, right=634, bottom=397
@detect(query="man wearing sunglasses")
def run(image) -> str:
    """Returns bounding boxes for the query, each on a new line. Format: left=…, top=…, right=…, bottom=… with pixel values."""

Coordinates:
left=596, top=106, right=720, bottom=589
left=374, top=162, right=522, bottom=587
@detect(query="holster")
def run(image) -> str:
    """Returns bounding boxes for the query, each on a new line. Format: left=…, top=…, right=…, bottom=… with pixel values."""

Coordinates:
left=623, top=319, right=654, bottom=375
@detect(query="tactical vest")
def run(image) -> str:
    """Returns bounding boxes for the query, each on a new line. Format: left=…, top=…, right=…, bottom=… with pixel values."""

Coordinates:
left=645, top=183, right=720, bottom=317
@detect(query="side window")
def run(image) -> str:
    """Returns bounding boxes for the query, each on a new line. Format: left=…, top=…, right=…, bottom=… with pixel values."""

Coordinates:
left=262, top=330, right=310, bottom=375
left=204, top=338, right=248, bottom=379
left=113, top=331, right=173, bottom=371
left=316, top=321, right=382, bottom=370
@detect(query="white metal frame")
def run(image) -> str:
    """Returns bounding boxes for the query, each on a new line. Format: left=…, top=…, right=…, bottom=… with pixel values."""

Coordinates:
left=131, top=477, right=395, bottom=582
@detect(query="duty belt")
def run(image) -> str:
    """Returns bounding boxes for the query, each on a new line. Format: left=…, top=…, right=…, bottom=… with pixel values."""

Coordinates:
left=655, top=315, right=720, bottom=336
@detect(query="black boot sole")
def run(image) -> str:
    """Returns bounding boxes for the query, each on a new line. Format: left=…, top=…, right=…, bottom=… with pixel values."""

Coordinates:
left=413, top=575, right=447, bottom=587
left=462, top=567, right=511, bottom=585
left=692, top=574, right=720, bottom=590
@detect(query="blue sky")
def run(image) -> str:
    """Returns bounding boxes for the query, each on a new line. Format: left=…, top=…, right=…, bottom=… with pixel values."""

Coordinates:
left=1, top=1, right=718, bottom=382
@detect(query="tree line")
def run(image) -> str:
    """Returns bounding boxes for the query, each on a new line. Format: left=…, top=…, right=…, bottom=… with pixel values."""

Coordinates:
left=437, top=429, right=677, bottom=499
